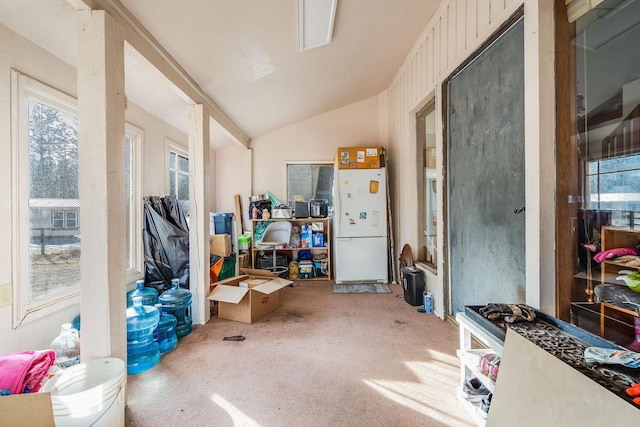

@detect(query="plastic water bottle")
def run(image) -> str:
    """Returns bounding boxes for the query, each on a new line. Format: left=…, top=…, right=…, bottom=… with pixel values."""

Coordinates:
left=127, top=279, right=159, bottom=307
left=423, top=291, right=433, bottom=314
left=126, top=296, right=160, bottom=375
left=50, top=323, right=80, bottom=368
left=159, top=278, right=192, bottom=338
left=154, top=304, right=178, bottom=354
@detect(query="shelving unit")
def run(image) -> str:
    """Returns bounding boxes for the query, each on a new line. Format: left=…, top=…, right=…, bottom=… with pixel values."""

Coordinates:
left=598, top=226, right=640, bottom=338
left=251, top=217, right=331, bottom=281
left=600, top=226, right=640, bottom=284
left=456, top=312, right=505, bottom=426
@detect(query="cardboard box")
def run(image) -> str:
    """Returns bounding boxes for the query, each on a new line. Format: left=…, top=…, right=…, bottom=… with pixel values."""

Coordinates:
left=210, top=234, right=232, bottom=256
left=336, top=146, right=384, bottom=169
left=238, top=253, right=250, bottom=268
left=207, top=268, right=292, bottom=323
left=0, top=392, right=55, bottom=426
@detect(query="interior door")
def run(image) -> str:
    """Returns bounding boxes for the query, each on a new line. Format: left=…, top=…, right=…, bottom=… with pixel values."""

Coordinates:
left=446, top=16, right=526, bottom=315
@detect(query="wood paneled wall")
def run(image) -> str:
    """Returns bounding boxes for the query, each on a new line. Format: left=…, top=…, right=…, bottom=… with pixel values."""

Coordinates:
left=385, top=0, right=525, bottom=315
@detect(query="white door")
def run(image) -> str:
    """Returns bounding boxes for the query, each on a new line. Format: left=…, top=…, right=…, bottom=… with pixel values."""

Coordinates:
left=334, top=168, right=387, bottom=238
left=334, top=236, right=388, bottom=283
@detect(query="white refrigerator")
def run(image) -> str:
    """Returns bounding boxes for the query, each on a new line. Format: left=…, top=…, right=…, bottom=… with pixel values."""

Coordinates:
left=333, top=167, right=388, bottom=284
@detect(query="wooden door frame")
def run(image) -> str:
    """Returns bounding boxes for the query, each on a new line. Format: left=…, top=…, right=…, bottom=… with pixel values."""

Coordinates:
left=554, top=0, right=578, bottom=322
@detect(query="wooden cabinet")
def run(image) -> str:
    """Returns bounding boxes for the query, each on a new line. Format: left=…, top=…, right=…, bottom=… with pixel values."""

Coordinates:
left=250, top=218, right=331, bottom=281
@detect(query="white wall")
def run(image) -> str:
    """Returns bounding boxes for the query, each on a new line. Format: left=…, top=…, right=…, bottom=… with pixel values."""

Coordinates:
left=213, top=96, right=381, bottom=234
left=215, top=145, right=251, bottom=231
left=125, top=102, right=188, bottom=198
left=385, top=0, right=556, bottom=317
left=0, top=23, right=188, bottom=354
left=250, top=95, right=383, bottom=203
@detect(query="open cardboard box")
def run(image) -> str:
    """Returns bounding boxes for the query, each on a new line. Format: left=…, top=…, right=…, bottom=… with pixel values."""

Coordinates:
left=207, top=268, right=292, bottom=323
left=0, top=392, right=55, bottom=426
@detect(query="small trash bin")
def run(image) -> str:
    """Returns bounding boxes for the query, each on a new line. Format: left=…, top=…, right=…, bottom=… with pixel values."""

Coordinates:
left=402, top=266, right=425, bottom=306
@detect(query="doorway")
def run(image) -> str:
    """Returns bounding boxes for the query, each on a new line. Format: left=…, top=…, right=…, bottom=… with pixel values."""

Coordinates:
left=445, top=14, right=526, bottom=316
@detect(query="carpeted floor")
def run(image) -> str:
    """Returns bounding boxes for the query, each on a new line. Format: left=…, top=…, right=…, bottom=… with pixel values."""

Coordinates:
left=125, top=281, right=474, bottom=427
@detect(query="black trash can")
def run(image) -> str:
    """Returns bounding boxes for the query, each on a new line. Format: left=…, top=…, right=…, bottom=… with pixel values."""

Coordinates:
left=402, top=266, right=425, bottom=306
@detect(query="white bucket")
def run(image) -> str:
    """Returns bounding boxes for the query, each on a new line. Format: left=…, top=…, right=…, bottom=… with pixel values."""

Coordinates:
left=42, top=357, right=126, bottom=427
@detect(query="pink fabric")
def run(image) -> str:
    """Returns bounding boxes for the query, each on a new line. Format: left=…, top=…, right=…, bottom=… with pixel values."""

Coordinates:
left=0, top=350, right=55, bottom=394
left=593, top=247, right=638, bottom=263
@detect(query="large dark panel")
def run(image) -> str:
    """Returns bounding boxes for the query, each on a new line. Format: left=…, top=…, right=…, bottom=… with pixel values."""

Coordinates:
left=447, top=18, right=526, bottom=315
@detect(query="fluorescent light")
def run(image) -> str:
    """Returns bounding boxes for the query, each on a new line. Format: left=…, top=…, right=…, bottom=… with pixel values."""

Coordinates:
left=298, top=0, right=337, bottom=52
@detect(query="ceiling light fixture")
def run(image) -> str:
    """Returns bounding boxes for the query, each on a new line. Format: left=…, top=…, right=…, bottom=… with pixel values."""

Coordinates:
left=298, top=0, right=337, bottom=52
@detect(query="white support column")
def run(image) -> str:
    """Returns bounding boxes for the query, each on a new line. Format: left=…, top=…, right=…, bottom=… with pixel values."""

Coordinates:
left=524, top=0, right=556, bottom=313
left=188, top=104, right=211, bottom=325
left=77, top=10, right=127, bottom=362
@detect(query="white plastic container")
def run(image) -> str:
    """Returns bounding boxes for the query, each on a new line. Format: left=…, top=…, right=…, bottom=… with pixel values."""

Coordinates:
left=42, top=357, right=126, bottom=427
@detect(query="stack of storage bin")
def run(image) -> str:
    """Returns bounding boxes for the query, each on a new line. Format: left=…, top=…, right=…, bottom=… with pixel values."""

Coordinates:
left=210, top=212, right=237, bottom=282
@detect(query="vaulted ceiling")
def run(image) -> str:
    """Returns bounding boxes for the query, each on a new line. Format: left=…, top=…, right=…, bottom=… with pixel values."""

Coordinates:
left=0, top=0, right=440, bottom=149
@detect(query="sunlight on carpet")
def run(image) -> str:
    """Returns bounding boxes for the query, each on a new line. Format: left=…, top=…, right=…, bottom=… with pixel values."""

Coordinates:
left=362, top=350, right=473, bottom=427
left=333, top=283, right=392, bottom=294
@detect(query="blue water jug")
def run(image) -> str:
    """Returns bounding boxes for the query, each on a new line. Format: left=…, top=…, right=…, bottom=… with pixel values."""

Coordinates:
left=159, top=278, right=192, bottom=338
left=127, top=279, right=159, bottom=307
left=154, top=304, right=178, bottom=354
left=126, top=296, right=160, bottom=375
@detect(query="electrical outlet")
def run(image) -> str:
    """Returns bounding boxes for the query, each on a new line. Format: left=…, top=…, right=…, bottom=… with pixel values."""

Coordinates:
left=0, top=283, right=12, bottom=308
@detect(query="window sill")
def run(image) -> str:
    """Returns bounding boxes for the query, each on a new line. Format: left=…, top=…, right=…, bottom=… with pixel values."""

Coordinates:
left=415, top=261, right=437, bottom=275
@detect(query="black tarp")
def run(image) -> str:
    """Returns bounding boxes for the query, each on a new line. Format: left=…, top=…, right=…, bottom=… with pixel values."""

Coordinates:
left=143, top=196, right=189, bottom=293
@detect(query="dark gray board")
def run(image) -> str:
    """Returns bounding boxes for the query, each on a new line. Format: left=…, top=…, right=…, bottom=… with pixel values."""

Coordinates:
left=447, top=18, right=525, bottom=315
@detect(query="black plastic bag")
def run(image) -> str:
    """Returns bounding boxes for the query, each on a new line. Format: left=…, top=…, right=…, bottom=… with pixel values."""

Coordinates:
left=143, top=196, right=190, bottom=293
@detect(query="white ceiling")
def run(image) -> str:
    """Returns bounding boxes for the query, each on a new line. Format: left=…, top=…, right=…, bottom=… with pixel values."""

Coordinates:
left=0, top=0, right=440, bottom=149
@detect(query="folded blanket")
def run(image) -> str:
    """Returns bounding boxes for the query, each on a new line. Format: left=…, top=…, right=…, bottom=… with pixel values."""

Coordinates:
left=0, top=350, right=56, bottom=394
left=593, top=247, right=637, bottom=263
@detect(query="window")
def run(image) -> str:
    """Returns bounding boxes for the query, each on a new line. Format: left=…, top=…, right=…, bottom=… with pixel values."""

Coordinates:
left=561, top=0, right=640, bottom=345
left=125, top=124, right=144, bottom=278
left=416, top=100, right=437, bottom=268
left=51, top=210, right=78, bottom=228
left=65, top=211, right=78, bottom=228
left=12, top=70, right=80, bottom=324
left=11, top=70, right=144, bottom=326
left=52, top=211, right=65, bottom=228
left=286, top=163, right=334, bottom=207
left=168, top=144, right=189, bottom=201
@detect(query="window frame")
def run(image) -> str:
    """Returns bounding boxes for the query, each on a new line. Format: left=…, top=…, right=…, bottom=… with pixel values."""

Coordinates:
left=125, top=123, right=144, bottom=280
left=285, top=161, right=335, bottom=208
left=11, top=70, right=80, bottom=327
left=11, top=70, right=144, bottom=327
left=416, top=99, right=437, bottom=270
left=51, top=211, right=65, bottom=228
left=167, top=139, right=190, bottom=201
left=65, top=210, right=78, bottom=228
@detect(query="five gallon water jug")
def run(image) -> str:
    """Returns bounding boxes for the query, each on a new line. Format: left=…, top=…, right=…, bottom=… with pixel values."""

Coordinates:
left=127, top=279, right=159, bottom=307
left=126, top=296, right=160, bottom=375
left=154, top=304, right=178, bottom=354
left=159, top=278, right=192, bottom=338
left=50, top=323, right=81, bottom=369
